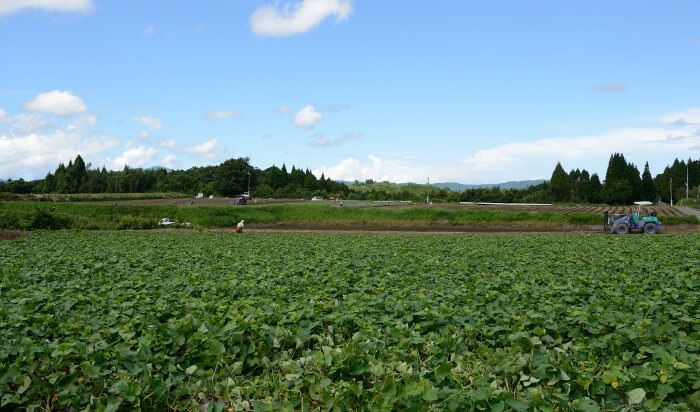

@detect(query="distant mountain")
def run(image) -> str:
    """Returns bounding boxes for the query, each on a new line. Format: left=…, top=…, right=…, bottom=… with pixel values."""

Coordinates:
left=428, top=180, right=545, bottom=191
left=338, top=179, right=545, bottom=190
left=145, top=166, right=173, bottom=172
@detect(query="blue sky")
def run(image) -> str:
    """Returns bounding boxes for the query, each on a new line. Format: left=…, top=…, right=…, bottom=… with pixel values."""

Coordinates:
left=1, top=0, right=699, bottom=183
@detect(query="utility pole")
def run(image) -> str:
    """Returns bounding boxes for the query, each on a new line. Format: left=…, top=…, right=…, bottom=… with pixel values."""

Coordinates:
left=669, top=177, right=672, bottom=206
left=246, top=171, right=251, bottom=196
left=686, top=159, right=690, bottom=199
left=115, top=175, right=119, bottom=194
left=426, top=177, right=430, bottom=204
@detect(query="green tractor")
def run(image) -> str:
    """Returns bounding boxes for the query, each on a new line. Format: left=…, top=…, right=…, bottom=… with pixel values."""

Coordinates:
left=605, top=201, right=662, bottom=234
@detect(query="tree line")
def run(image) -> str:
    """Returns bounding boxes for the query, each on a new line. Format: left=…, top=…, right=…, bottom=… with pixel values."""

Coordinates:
left=0, top=156, right=350, bottom=200
left=549, top=153, right=698, bottom=204
left=1, top=153, right=697, bottom=205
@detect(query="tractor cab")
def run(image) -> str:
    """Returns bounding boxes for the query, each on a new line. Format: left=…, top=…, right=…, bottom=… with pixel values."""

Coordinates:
left=605, top=201, right=662, bottom=234
left=634, top=201, right=660, bottom=225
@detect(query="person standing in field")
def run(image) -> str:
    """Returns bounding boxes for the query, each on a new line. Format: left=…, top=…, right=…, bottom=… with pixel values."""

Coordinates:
left=236, top=220, right=245, bottom=233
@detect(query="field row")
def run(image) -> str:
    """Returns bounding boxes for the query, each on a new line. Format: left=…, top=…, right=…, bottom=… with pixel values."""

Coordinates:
left=1, top=232, right=699, bottom=410
left=419, top=204, right=688, bottom=217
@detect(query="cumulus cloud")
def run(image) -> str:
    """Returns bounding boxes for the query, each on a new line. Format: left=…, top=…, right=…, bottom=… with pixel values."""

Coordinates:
left=661, top=108, right=700, bottom=124
left=250, top=0, right=352, bottom=37
left=106, top=146, right=159, bottom=170
left=185, top=138, right=221, bottom=159
left=313, top=109, right=700, bottom=184
left=0, top=0, right=93, bottom=16
left=138, top=130, right=149, bottom=142
left=293, top=105, right=323, bottom=129
left=144, top=25, right=155, bottom=35
left=276, top=106, right=295, bottom=115
left=204, top=110, right=243, bottom=122
left=161, top=155, right=178, bottom=169
left=0, top=113, right=118, bottom=179
left=0, top=109, right=6, bottom=118
left=591, top=83, right=626, bottom=94
left=23, top=90, right=87, bottom=117
left=313, top=155, right=430, bottom=183
left=133, top=115, right=162, bottom=131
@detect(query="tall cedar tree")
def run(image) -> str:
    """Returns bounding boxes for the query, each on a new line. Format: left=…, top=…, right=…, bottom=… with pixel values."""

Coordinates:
left=550, top=162, right=570, bottom=202
left=640, top=162, right=656, bottom=201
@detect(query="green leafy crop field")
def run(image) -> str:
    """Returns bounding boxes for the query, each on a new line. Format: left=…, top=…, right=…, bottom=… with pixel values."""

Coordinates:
left=1, top=232, right=699, bottom=410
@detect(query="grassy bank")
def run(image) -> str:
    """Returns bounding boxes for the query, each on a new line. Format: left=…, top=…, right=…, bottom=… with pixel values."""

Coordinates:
left=1, top=201, right=697, bottom=230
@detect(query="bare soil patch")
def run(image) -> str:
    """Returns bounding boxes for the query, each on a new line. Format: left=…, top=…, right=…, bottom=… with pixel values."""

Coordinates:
left=0, top=230, right=30, bottom=240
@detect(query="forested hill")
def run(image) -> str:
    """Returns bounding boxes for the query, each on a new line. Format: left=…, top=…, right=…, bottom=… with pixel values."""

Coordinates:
left=0, top=154, right=697, bottom=205
left=426, top=180, right=546, bottom=191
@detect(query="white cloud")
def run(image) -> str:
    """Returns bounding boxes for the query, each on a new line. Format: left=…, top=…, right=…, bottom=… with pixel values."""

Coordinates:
left=293, top=105, right=323, bottom=129
left=0, top=109, right=6, bottom=118
left=250, top=0, right=352, bottom=37
left=204, top=110, right=243, bottom=122
left=138, top=130, right=150, bottom=141
left=160, top=138, right=177, bottom=148
left=133, top=115, right=162, bottom=131
left=0, top=113, right=118, bottom=179
left=144, top=25, right=155, bottom=35
left=23, top=90, right=87, bottom=117
left=185, top=138, right=221, bottom=159
left=314, top=109, right=700, bottom=184
left=661, top=108, right=700, bottom=124
left=161, top=155, right=178, bottom=169
left=0, top=0, right=93, bottom=16
left=276, top=106, right=295, bottom=115
left=314, top=155, right=431, bottom=183
left=106, top=146, right=159, bottom=170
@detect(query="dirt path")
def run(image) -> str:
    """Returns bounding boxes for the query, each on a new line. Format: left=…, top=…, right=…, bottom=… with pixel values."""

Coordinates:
left=675, top=206, right=700, bottom=219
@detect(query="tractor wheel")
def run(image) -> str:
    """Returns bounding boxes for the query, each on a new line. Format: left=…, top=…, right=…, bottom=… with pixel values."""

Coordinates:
left=615, top=222, right=629, bottom=235
left=644, top=223, right=658, bottom=234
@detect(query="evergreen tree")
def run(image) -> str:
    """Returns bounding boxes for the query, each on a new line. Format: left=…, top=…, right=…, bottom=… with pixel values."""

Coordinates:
left=550, top=162, right=570, bottom=202
left=578, top=169, right=591, bottom=202
left=625, top=162, right=642, bottom=203
left=568, top=168, right=581, bottom=201
left=590, top=173, right=602, bottom=203
left=603, top=153, right=631, bottom=204
left=640, top=162, right=656, bottom=201
left=263, top=166, right=285, bottom=189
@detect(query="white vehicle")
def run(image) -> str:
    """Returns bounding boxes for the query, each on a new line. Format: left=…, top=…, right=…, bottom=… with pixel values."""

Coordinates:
left=196, top=193, right=204, bottom=199
left=158, top=218, right=177, bottom=226
left=311, top=196, right=323, bottom=201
